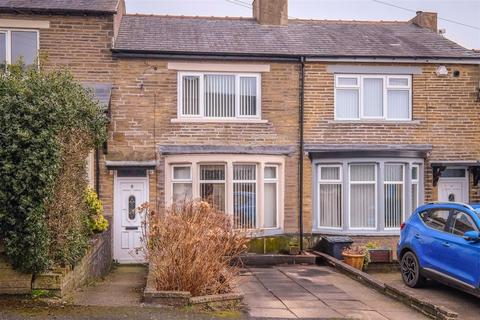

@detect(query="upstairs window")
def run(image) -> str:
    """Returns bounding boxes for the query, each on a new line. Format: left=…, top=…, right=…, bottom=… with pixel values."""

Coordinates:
left=335, top=75, right=411, bottom=121
left=178, top=72, right=261, bottom=119
left=0, top=30, right=39, bottom=70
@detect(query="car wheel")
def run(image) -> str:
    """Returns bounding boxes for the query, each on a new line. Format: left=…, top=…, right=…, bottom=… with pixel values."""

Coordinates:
left=401, top=251, right=426, bottom=288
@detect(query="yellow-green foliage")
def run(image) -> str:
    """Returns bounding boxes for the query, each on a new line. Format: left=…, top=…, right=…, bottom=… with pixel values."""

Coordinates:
left=85, top=188, right=109, bottom=233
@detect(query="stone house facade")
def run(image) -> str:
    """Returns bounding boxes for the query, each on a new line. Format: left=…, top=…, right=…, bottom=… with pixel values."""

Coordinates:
left=1, top=0, right=479, bottom=261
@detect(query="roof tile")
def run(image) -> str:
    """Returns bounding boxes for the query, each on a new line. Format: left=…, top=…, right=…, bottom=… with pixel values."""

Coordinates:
left=114, top=15, right=480, bottom=59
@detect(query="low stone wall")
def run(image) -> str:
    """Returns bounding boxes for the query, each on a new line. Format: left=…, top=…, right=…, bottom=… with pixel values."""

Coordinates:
left=0, top=230, right=111, bottom=297
left=144, top=264, right=243, bottom=310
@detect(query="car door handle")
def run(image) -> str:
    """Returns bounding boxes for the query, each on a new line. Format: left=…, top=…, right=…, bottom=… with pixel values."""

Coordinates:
left=414, top=234, right=421, bottom=239
left=442, top=242, right=451, bottom=247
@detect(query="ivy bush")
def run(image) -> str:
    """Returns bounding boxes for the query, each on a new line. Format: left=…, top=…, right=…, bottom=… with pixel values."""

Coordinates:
left=0, top=64, right=107, bottom=273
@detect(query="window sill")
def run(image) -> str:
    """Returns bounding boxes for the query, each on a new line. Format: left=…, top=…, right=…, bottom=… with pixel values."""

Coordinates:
left=246, top=228, right=284, bottom=237
left=329, top=120, right=421, bottom=125
left=171, top=118, right=268, bottom=124
left=312, top=228, right=400, bottom=236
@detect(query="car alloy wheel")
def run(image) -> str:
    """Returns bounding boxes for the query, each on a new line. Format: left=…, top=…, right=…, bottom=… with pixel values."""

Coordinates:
left=401, top=251, right=425, bottom=288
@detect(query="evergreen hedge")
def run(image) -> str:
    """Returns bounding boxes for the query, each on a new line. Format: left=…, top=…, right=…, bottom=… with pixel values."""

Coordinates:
left=0, top=65, right=107, bottom=273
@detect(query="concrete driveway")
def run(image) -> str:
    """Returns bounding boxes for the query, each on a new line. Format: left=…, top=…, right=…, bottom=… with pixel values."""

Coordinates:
left=239, top=265, right=428, bottom=319
left=372, top=272, right=480, bottom=320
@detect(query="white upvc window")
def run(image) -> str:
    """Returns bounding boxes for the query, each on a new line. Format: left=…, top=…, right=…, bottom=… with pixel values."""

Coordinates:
left=384, top=164, right=405, bottom=230
left=264, top=165, right=279, bottom=229
left=315, top=160, right=423, bottom=233
left=349, top=164, right=377, bottom=230
left=411, top=165, right=420, bottom=211
left=178, top=72, right=261, bottom=119
left=317, top=165, right=342, bottom=229
left=172, top=165, right=193, bottom=203
left=0, top=29, right=39, bottom=69
left=335, top=74, right=412, bottom=121
left=166, top=155, right=284, bottom=233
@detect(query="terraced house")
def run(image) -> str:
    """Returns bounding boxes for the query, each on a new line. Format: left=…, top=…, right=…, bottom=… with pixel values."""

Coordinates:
left=2, top=0, right=479, bottom=262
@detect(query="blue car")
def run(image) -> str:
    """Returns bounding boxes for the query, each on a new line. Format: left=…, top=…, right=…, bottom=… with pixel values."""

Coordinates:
left=397, top=202, right=480, bottom=296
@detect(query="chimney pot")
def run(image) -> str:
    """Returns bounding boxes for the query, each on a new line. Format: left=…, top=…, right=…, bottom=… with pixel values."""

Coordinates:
left=410, top=11, right=438, bottom=33
left=253, top=0, right=288, bottom=26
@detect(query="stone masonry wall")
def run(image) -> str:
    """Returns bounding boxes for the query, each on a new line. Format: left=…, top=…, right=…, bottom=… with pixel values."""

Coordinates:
left=303, top=62, right=480, bottom=236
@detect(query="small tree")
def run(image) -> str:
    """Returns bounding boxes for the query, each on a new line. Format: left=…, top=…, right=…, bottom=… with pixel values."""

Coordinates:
left=0, top=64, right=107, bottom=273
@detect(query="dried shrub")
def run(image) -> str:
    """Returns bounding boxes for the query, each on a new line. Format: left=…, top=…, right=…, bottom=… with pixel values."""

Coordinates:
left=142, top=201, right=248, bottom=297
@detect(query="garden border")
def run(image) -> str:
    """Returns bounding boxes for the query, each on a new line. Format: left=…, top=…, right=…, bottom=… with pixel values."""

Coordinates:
left=313, top=251, right=458, bottom=320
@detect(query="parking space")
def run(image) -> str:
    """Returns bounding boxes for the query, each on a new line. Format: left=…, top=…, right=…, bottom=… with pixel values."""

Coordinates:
left=372, top=271, right=480, bottom=320
left=239, top=265, right=428, bottom=319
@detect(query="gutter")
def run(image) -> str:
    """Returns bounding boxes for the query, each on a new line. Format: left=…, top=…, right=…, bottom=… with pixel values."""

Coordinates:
left=95, top=148, right=100, bottom=195
left=299, top=56, right=306, bottom=252
left=111, top=49, right=480, bottom=64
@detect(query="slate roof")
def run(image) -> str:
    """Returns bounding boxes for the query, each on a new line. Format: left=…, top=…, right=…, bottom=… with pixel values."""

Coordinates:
left=114, top=15, right=480, bottom=59
left=0, top=0, right=119, bottom=14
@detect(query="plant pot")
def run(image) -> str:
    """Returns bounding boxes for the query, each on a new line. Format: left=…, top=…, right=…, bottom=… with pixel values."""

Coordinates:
left=342, top=253, right=365, bottom=270
left=368, top=249, right=392, bottom=263
left=289, top=246, right=300, bottom=255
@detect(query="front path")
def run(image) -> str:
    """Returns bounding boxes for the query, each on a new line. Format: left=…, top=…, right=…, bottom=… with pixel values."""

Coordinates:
left=239, top=265, right=428, bottom=319
left=72, top=264, right=146, bottom=306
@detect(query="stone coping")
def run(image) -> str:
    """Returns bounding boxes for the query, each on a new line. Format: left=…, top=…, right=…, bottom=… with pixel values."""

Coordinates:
left=238, top=253, right=317, bottom=267
left=143, top=264, right=243, bottom=309
left=313, top=251, right=458, bottom=320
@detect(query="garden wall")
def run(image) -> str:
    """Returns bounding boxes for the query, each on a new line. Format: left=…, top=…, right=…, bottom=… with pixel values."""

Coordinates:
left=0, top=228, right=111, bottom=297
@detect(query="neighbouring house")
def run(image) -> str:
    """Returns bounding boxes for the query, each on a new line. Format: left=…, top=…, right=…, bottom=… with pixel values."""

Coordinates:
left=0, top=0, right=479, bottom=263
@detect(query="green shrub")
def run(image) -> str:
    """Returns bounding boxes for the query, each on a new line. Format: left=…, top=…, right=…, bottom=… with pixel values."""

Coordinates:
left=0, top=64, right=107, bottom=273
left=85, top=188, right=109, bottom=234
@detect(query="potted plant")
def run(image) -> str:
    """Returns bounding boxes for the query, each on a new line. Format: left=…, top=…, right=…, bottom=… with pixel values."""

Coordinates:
left=288, top=237, right=300, bottom=255
left=342, top=246, right=367, bottom=270
left=366, top=242, right=392, bottom=263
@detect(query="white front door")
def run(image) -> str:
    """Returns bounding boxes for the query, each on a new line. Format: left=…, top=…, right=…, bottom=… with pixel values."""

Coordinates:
left=438, top=178, right=468, bottom=203
left=114, top=177, right=148, bottom=263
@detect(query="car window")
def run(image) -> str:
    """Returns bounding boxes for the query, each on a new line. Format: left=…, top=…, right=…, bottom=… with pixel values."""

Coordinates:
left=450, top=210, right=478, bottom=236
left=419, top=209, right=450, bottom=232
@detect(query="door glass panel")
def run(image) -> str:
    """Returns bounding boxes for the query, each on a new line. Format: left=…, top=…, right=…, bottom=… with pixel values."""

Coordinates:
left=420, top=209, right=450, bottom=231
left=442, top=168, right=466, bottom=178
left=128, top=195, right=136, bottom=220
left=451, top=211, right=477, bottom=236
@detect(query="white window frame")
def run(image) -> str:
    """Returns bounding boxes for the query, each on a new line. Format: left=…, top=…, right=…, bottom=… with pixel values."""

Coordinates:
left=199, top=163, right=227, bottom=211
left=177, top=71, right=261, bottom=120
left=171, top=165, right=193, bottom=202
left=411, top=165, right=420, bottom=211
left=0, top=29, right=40, bottom=68
left=263, top=164, right=279, bottom=229
left=348, top=163, right=378, bottom=230
left=383, top=163, right=405, bottom=231
left=233, top=163, right=258, bottom=229
left=317, top=165, right=343, bottom=230
left=334, top=74, right=412, bottom=121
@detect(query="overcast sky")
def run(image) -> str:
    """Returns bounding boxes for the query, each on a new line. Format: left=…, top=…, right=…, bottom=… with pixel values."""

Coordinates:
left=125, top=0, right=480, bottom=49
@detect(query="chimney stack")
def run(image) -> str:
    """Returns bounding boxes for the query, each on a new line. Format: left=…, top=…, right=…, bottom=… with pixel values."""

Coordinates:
left=410, top=11, right=438, bottom=33
left=253, top=0, right=288, bottom=26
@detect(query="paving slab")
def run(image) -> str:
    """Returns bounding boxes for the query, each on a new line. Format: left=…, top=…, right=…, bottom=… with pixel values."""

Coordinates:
left=72, top=265, right=146, bottom=307
left=240, top=265, right=429, bottom=319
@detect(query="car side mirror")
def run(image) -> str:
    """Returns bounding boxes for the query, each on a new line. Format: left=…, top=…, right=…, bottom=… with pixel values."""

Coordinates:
left=463, top=231, right=480, bottom=242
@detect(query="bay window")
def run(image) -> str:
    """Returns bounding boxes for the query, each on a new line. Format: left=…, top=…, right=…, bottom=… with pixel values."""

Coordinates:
left=166, top=155, right=283, bottom=233
left=0, top=30, right=39, bottom=69
left=178, top=72, right=261, bottom=119
left=335, top=74, right=412, bottom=121
left=315, top=159, right=423, bottom=233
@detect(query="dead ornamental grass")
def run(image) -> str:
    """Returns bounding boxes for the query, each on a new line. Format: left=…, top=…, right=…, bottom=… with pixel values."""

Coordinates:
left=144, top=201, right=248, bottom=297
